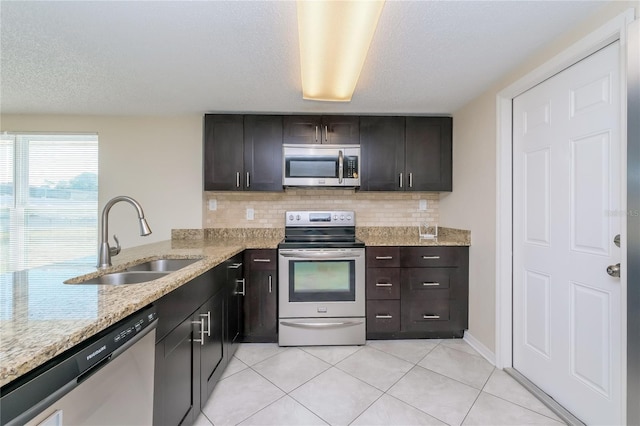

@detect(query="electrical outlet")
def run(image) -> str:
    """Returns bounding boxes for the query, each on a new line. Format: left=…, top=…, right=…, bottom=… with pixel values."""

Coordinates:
left=246, top=208, right=254, bottom=220
left=419, top=199, right=427, bottom=211
left=208, top=199, right=217, bottom=211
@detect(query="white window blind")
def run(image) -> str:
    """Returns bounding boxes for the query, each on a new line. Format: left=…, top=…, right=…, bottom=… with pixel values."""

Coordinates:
left=0, top=133, right=98, bottom=273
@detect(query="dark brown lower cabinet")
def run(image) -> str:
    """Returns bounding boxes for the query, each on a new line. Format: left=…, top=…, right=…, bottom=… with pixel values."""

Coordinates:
left=155, top=314, right=195, bottom=426
left=243, top=249, right=278, bottom=343
left=366, top=246, right=469, bottom=339
left=153, top=256, right=242, bottom=426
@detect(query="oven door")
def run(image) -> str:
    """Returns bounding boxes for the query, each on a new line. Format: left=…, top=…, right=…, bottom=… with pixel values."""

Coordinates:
left=278, top=248, right=365, bottom=318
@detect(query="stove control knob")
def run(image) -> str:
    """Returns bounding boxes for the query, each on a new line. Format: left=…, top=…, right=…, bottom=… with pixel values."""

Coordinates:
left=340, top=215, right=345, bottom=220
left=288, top=215, right=294, bottom=221
left=333, top=215, right=338, bottom=220
left=296, top=215, right=301, bottom=221
left=347, top=215, right=352, bottom=220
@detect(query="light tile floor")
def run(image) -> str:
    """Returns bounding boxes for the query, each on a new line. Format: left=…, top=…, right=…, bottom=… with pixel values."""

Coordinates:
left=196, top=339, right=565, bottom=426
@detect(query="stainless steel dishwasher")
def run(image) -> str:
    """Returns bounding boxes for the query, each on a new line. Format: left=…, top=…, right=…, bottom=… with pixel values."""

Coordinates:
left=0, top=305, right=158, bottom=426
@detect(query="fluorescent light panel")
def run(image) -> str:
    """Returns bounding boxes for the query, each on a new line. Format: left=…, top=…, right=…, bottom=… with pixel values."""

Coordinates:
left=297, top=0, right=385, bottom=102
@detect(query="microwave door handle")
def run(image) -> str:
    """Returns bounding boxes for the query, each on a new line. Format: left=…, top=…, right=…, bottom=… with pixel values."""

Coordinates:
left=338, top=150, right=344, bottom=183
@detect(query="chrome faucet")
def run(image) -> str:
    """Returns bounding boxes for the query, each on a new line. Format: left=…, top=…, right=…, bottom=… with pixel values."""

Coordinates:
left=98, top=196, right=152, bottom=269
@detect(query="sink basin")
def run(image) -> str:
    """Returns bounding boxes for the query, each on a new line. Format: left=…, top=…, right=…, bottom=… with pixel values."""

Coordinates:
left=69, top=271, right=170, bottom=285
left=126, top=258, right=202, bottom=272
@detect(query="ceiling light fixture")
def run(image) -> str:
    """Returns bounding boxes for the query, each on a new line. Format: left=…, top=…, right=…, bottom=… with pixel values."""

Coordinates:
left=297, top=0, right=385, bottom=102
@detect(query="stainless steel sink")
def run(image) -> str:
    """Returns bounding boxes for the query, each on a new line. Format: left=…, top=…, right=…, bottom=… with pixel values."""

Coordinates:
left=69, top=271, right=170, bottom=285
left=126, top=258, right=202, bottom=272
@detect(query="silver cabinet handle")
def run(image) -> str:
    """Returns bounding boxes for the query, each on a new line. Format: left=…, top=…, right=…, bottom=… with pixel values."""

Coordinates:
left=375, top=256, right=393, bottom=260
left=253, top=258, right=271, bottom=263
left=614, top=234, right=621, bottom=247
left=324, top=125, right=328, bottom=142
left=422, top=282, right=440, bottom=287
left=268, top=275, right=272, bottom=293
left=422, top=256, right=440, bottom=260
left=192, top=318, right=205, bottom=345
left=607, top=263, right=621, bottom=277
left=236, top=172, right=240, bottom=188
left=236, top=278, right=246, bottom=296
left=228, top=262, right=243, bottom=269
left=338, top=150, right=344, bottom=183
left=246, top=172, right=250, bottom=188
left=423, top=315, right=440, bottom=319
left=399, top=173, right=403, bottom=188
left=315, top=125, right=319, bottom=142
left=409, top=172, right=413, bottom=188
left=200, top=312, right=211, bottom=336
left=375, top=283, right=393, bottom=287
left=375, top=314, right=393, bottom=319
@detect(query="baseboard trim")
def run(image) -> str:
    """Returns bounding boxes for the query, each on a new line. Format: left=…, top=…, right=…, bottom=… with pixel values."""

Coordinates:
left=463, top=330, right=496, bottom=365
left=505, top=368, right=586, bottom=426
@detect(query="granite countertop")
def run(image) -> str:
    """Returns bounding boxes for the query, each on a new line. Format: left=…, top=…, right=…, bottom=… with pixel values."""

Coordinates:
left=0, top=226, right=468, bottom=388
left=0, top=234, right=281, bottom=388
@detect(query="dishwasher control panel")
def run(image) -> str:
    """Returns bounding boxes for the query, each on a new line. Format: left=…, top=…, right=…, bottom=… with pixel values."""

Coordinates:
left=76, top=306, right=157, bottom=374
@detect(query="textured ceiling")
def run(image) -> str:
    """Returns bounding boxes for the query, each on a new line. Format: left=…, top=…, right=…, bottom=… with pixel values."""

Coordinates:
left=1, top=1, right=608, bottom=116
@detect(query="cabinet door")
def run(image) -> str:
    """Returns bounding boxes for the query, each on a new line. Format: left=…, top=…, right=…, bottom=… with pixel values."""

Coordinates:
left=243, top=115, right=283, bottom=191
left=204, top=115, right=244, bottom=190
left=359, top=116, right=405, bottom=191
left=322, top=115, right=359, bottom=145
left=405, top=117, right=452, bottom=191
left=283, top=115, right=322, bottom=144
left=200, top=291, right=225, bottom=407
left=154, top=316, right=196, bottom=426
left=243, top=249, right=277, bottom=342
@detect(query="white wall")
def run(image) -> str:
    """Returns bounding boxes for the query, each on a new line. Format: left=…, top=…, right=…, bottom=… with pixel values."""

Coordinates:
left=440, top=1, right=639, bottom=354
left=0, top=115, right=203, bottom=248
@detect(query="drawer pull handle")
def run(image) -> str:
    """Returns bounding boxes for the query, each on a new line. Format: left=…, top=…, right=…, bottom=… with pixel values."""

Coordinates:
left=375, top=256, right=393, bottom=260
left=423, top=315, right=440, bottom=319
left=422, top=282, right=440, bottom=286
left=376, top=314, right=393, bottom=319
left=253, top=258, right=271, bottom=263
left=422, top=256, right=440, bottom=260
left=375, top=283, right=393, bottom=287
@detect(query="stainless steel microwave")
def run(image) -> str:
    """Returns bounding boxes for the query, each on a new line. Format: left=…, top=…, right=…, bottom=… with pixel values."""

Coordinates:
left=282, top=144, right=361, bottom=187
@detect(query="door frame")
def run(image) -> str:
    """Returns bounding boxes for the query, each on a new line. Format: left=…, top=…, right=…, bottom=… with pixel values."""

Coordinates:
left=495, top=5, right=634, bottom=413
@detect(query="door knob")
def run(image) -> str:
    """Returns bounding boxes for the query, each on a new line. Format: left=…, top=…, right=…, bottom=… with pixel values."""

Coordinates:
left=606, top=263, right=621, bottom=277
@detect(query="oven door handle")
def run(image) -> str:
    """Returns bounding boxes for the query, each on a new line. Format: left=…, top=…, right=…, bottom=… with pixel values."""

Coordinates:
left=280, top=320, right=363, bottom=329
left=279, top=252, right=361, bottom=259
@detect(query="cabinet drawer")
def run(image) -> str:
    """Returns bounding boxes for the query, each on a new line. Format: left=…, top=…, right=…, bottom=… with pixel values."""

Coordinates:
left=366, top=247, right=401, bottom=267
left=401, top=268, right=451, bottom=291
left=401, top=297, right=450, bottom=331
left=400, top=247, right=462, bottom=267
left=366, top=268, right=400, bottom=299
left=245, top=249, right=277, bottom=271
left=367, top=300, right=400, bottom=333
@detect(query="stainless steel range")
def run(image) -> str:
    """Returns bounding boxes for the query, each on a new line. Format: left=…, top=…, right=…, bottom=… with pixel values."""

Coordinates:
left=278, top=211, right=365, bottom=346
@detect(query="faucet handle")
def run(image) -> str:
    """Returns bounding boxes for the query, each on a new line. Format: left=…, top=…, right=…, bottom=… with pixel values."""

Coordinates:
left=110, top=234, right=121, bottom=256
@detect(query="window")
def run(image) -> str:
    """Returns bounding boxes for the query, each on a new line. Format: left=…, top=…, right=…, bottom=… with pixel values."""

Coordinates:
left=0, top=133, right=98, bottom=273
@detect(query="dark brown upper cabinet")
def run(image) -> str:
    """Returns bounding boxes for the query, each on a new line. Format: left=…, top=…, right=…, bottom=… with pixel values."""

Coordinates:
left=204, top=114, right=283, bottom=192
left=405, top=117, right=452, bottom=191
left=283, top=115, right=359, bottom=145
left=359, top=116, right=452, bottom=192
left=360, top=116, right=405, bottom=191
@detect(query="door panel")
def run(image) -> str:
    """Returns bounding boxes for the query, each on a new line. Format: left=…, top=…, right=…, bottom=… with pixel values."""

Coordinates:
left=513, top=42, right=622, bottom=424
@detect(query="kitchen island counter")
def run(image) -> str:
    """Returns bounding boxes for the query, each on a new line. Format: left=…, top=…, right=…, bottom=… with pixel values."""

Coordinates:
left=0, top=235, right=281, bottom=388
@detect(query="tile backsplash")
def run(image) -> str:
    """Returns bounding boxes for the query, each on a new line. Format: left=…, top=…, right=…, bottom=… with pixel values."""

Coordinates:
left=203, top=189, right=439, bottom=228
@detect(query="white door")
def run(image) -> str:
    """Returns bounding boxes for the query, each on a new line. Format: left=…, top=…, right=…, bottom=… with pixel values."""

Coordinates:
left=513, top=41, right=623, bottom=424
